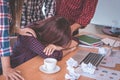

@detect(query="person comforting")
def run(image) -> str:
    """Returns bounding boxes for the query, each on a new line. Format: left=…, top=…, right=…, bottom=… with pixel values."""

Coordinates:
left=10, top=0, right=56, bottom=37
left=56, top=0, right=98, bottom=35
left=6, top=16, right=79, bottom=69
left=0, top=0, right=56, bottom=79
left=0, top=0, right=24, bottom=80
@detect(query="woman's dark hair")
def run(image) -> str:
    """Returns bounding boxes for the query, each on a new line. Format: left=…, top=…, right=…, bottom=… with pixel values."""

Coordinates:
left=31, top=16, right=72, bottom=47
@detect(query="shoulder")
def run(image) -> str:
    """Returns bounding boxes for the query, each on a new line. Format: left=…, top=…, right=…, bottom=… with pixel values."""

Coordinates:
left=19, top=35, right=36, bottom=41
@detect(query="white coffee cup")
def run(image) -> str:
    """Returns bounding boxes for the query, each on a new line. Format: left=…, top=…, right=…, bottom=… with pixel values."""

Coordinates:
left=44, top=58, right=57, bottom=71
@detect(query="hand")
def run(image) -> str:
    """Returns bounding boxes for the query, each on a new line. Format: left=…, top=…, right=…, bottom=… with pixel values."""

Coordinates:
left=43, top=44, right=63, bottom=56
left=43, top=44, right=56, bottom=56
left=3, top=67, right=24, bottom=80
left=70, top=23, right=81, bottom=34
left=17, top=28, right=37, bottom=38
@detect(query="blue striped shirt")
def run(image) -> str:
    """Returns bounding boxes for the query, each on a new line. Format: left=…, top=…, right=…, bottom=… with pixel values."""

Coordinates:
left=0, top=0, right=12, bottom=57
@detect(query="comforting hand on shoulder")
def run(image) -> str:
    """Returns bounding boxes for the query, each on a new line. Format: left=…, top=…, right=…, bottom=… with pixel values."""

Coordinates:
left=16, top=28, right=37, bottom=38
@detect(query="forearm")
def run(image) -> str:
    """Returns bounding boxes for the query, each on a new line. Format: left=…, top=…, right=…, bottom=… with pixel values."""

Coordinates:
left=62, top=46, right=77, bottom=57
left=62, top=39, right=79, bottom=56
left=70, top=23, right=82, bottom=33
left=1, top=57, right=11, bottom=72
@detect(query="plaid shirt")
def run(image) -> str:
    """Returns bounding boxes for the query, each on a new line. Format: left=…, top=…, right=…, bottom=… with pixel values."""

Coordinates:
left=12, top=35, right=63, bottom=61
left=56, top=0, right=98, bottom=26
left=21, top=0, right=55, bottom=28
left=0, top=0, right=12, bottom=57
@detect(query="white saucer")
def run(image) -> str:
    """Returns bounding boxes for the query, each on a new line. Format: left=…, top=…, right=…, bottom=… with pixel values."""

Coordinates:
left=39, top=65, right=60, bottom=74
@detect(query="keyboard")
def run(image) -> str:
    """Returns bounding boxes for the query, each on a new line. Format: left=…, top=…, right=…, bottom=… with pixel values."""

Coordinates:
left=81, top=52, right=104, bottom=67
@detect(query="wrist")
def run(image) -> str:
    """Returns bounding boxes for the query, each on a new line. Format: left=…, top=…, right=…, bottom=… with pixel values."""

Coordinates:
left=15, top=27, right=21, bottom=34
left=1, top=57, right=11, bottom=69
left=3, top=66, right=11, bottom=72
left=56, top=46, right=63, bottom=51
left=71, top=23, right=81, bottom=32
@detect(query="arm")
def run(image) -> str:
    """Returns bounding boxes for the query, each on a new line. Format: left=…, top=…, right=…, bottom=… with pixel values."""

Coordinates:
left=44, top=0, right=56, bottom=18
left=70, top=23, right=81, bottom=34
left=15, top=18, right=37, bottom=37
left=62, top=37, right=79, bottom=56
left=15, top=27, right=37, bottom=38
left=71, top=0, right=98, bottom=32
left=20, top=36, right=63, bottom=60
left=43, top=37, right=79, bottom=57
left=15, top=1, right=36, bottom=37
left=62, top=39, right=79, bottom=56
left=0, top=0, right=24, bottom=80
left=76, top=0, right=98, bottom=26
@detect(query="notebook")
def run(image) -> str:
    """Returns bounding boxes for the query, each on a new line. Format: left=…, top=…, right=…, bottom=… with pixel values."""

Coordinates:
left=77, top=35, right=102, bottom=46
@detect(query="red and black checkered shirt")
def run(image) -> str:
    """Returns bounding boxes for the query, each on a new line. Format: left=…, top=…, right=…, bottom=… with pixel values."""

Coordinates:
left=56, top=0, right=98, bottom=26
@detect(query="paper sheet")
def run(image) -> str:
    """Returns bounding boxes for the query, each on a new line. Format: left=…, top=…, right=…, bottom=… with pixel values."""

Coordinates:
left=65, top=58, right=80, bottom=80
left=101, top=38, right=120, bottom=47
left=94, top=67, right=120, bottom=80
left=100, top=50, right=120, bottom=67
left=75, top=66, right=120, bottom=80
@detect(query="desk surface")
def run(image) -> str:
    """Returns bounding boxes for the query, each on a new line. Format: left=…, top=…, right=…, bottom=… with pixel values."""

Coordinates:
left=0, top=32, right=120, bottom=80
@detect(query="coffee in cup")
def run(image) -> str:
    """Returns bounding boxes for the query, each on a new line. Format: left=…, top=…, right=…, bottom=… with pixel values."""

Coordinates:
left=44, top=58, right=57, bottom=71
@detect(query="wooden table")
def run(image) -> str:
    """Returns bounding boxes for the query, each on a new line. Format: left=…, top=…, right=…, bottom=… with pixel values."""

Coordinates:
left=0, top=32, right=120, bottom=80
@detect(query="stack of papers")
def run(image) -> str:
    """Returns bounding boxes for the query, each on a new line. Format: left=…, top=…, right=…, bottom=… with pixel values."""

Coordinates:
left=101, top=38, right=120, bottom=47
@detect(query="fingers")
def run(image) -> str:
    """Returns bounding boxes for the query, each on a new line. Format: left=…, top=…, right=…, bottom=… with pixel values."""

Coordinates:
left=44, top=47, right=55, bottom=56
left=25, top=31, right=37, bottom=38
left=19, top=28, right=37, bottom=38
left=5, top=70, right=24, bottom=80
left=43, top=45, right=56, bottom=56
left=25, top=32, right=34, bottom=36
left=26, top=30, right=37, bottom=38
left=27, top=28, right=37, bottom=38
left=14, top=71, right=24, bottom=80
left=9, top=74, right=20, bottom=80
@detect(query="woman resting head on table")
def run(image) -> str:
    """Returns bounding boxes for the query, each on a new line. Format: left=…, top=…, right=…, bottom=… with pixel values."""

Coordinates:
left=7, top=16, right=79, bottom=68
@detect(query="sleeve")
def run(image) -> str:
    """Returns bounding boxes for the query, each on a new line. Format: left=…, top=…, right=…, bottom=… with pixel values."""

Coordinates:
left=44, top=0, right=56, bottom=18
left=76, top=0, right=98, bottom=27
left=20, top=36, right=63, bottom=61
left=0, top=0, right=12, bottom=57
